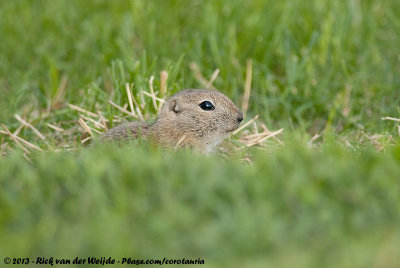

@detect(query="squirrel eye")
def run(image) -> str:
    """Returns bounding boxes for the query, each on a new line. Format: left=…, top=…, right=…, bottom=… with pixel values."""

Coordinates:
left=199, top=101, right=215, bottom=111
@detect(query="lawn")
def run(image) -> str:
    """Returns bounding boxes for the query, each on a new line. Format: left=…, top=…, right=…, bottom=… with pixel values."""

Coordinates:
left=1, top=0, right=400, bottom=267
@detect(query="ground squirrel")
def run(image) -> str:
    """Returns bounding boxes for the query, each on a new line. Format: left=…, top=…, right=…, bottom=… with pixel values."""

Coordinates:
left=102, top=89, right=243, bottom=153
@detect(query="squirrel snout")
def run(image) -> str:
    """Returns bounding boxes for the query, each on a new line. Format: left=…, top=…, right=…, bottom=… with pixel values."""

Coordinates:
left=237, top=110, right=243, bottom=123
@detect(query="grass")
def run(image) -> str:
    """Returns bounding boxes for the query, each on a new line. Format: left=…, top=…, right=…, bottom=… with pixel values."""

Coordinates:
left=1, top=0, right=400, bottom=267
left=1, top=143, right=400, bottom=267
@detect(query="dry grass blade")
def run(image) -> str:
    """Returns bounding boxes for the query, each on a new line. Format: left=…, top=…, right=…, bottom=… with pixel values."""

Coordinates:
left=241, top=130, right=273, bottom=140
left=108, top=99, right=138, bottom=119
left=260, top=123, right=284, bottom=145
left=47, top=123, right=64, bottom=132
left=127, top=86, right=145, bottom=121
left=15, top=114, right=46, bottom=140
left=53, top=75, right=68, bottom=104
left=158, top=71, right=169, bottom=112
left=97, top=111, right=109, bottom=131
left=160, top=70, right=168, bottom=96
left=11, top=135, right=43, bottom=151
left=398, top=125, right=400, bottom=136
left=175, top=135, right=186, bottom=150
left=381, top=117, right=400, bottom=122
left=0, top=140, right=8, bottom=150
left=1, top=124, right=30, bottom=153
left=361, top=131, right=385, bottom=151
left=92, top=128, right=103, bottom=134
left=13, top=123, right=24, bottom=136
left=189, top=62, right=217, bottom=90
left=245, top=128, right=284, bottom=147
left=308, top=133, right=321, bottom=146
left=252, top=122, right=259, bottom=135
left=68, top=103, right=98, bottom=118
left=139, top=90, right=145, bottom=109
left=232, top=115, right=259, bottom=135
left=135, top=107, right=144, bottom=122
left=78, top=118, right=93, bottom=137
left=23, top=153, right=32, bottom=163
left=80, top=115, right=107, bottom=130
left=141, top=90, right=166, bottom=103
left=125, top=83, right=137, bottom=117
left=206, top=69, right=220, bottom=89
left=241, top=59, right=252, bottom=116
left=149, top=76, right=158, bottom=110
left=341, top=85, right=352, bottom=117
left=241, top=156, right=252, bottom=164
left=81, top=136, right=92, bottom=144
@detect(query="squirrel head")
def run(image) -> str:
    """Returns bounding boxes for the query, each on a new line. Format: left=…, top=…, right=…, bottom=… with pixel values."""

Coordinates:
left=155, top=89, right=243, bottom=152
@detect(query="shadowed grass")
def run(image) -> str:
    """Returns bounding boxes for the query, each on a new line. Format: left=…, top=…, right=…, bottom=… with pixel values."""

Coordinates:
left=1, top=141, right=400, bottom=267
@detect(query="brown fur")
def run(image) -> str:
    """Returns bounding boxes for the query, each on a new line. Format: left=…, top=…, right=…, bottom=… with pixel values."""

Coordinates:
left=102, top=89, right=243, bottom=153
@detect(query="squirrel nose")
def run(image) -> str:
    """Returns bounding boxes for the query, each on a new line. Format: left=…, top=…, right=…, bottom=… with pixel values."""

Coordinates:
left=237, top=111, right=243, bottom=123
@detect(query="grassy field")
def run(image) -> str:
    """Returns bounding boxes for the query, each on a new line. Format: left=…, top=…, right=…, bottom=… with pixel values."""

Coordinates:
left=1, top=0, right=400, bottom=267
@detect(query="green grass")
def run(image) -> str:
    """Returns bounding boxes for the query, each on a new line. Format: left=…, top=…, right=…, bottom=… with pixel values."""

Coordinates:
left=1, top=143, right=400, bottom=267
left=1, top=0, right=400, bottom=267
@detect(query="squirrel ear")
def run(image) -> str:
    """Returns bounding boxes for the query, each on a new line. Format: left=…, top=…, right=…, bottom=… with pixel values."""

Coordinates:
left=169, top=99, right=181, bottom=113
